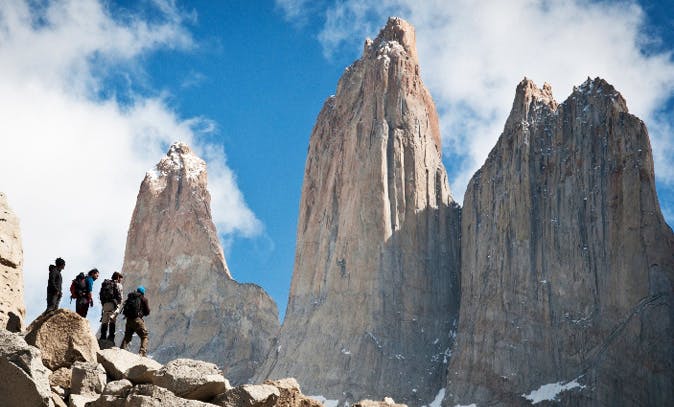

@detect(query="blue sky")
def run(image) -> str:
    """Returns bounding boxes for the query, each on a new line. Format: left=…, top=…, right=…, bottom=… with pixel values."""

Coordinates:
left=1, top=0, right=672, bottom=324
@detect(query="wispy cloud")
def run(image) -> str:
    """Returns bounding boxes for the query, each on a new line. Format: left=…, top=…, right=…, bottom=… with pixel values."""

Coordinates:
left=0, top=0, right=261, bottom=324
left=278, top=0, right=674, bottom=224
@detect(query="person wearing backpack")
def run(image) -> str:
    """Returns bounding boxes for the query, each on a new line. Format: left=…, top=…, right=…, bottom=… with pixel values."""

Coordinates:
left=46, top=257, right=66, bottom=312
left=120, top=286, right=151, bottom=356
left=74, top=268, right=99, bottom=318
left=98, top=272, right=123, bottom=341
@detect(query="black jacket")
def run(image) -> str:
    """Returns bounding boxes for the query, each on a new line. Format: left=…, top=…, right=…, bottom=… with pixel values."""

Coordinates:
left=47, top=267, right=62, bottom=294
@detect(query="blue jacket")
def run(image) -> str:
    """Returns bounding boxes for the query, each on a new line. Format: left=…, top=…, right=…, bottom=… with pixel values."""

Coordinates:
left=85, top=276, right=95, bottom=293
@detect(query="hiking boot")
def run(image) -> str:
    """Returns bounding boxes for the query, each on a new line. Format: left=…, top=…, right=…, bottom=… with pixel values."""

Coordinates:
left=100, top=323, right=108, bottom=340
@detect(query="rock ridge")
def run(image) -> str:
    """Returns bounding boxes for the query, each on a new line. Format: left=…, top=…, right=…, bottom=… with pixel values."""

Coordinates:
left=446, top=78, right=674, bottom=406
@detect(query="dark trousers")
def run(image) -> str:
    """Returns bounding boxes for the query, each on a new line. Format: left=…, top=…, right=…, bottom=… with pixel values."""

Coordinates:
left=75, top=297, right=90, bottom=318
left=46, top=292, right=61, bottom=311
left=120, top=317, right=149, bottom=356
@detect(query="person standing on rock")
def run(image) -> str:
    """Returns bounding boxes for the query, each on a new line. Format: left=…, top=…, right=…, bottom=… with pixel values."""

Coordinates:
left=76, top=268, right=99, bottom=318
left=46, top=257, right=65, bottom=312
left=99, top=271, right=123, bottom=341
left=120, top=286, right=151, bottom=356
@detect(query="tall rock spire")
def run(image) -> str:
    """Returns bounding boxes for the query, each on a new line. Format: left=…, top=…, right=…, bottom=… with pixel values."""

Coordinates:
left=122, top=142, right=279, bottom=384
left=446, top=78, right=674, bottom=405
left=0, top=192, right=25, bottom=332
left=256, top=17, right=461, bottom=405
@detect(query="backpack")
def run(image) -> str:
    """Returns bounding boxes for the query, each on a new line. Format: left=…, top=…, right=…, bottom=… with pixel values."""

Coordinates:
left=123, top=292, right=143, bottom=319
left=69, top=273, right=87, bottom=299
left=99, top=279, right=116, bottom=303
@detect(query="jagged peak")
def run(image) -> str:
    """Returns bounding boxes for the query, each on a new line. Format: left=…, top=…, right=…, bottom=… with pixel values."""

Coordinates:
left=515, top=77, right=557, bottom=109
left=571, top=76, right=628, bottom=112
left=504, top=78, right=558, bottom=130
left=364, top=16, right=418, bottom=62
left=147, top=141, right=206, bottom=182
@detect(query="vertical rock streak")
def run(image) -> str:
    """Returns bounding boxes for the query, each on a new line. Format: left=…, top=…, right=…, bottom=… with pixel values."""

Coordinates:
left=447, top=78, right=674, bottom=406
left=257, top=18, right=461, bottom=405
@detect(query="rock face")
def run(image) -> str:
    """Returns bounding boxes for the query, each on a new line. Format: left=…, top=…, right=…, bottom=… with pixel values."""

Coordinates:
left=96, top=348, right=162, bottom=384
left=151, top=358, right=230, bottom=401
left=0, top=329, right=53, bottom=407
left=70, top=361, right=107, bottom=396
left=122, top=142, right=279, bottom=383
left=257, top=18, right=461, bottom=405
left=0, top=192, right=25, bottom=332
left=445, top=78, right=674, bottom=405
left=25, top=309, right=100, bottom=370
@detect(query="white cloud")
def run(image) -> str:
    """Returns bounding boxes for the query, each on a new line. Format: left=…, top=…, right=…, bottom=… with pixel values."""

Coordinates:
left=280, top=0, right=674, bottom=215
left=0, top=0, right=261, bottom=325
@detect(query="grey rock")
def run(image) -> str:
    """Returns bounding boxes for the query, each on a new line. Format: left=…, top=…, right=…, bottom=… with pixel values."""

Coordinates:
left=354, top=398, right=407, bottom=407
left=50, top=367, right=72, bottom=389
left=24, top=309, right=100, bottom=370
left=212, top=384, right=280, bottom=407
left=52, top=392, right=68, bottom=407
left=446, top=78, right=674, bottom=406
left=70, top=361, right=107, bottom=396
left=102, top=379, right=133, bottom=397
left=96, top=348, right=161, bottom=383
left=0, top=328, right=53, bottom=406
left=256, top=17, right=461, bottom=405
left=151, top=358, right=230, bottom=401
left=263, top=378, right=323, bottom=407
left=122, top=142, right=279, bottom=383
left=0, top=192, right=25, bottom=332
left=69, top=394, right=98, bottom=407
left=84, top=395, right=126, bottom=407
left=125, top=384, right=213, bottom=406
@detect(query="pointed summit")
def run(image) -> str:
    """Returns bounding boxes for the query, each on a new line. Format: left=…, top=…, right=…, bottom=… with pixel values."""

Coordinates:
left=123, top=142, right=279, bottom=383
left=147, top=141, right=206, bottom=185
left=256, top=18, right=460, bottom=405
left=366, top=17, right=418, bottom=61
left=504, top=78, right=558, bottom=133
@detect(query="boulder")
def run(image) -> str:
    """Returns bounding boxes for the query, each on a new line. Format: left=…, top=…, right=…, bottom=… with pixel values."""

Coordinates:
left=213, top=384, right=280, bottom=407
left=264, top=378, right=322, bottom=407
left=69, top=394, right=98, bottom=407
left=52, top=392, right=68, bottom=407
left=25, top=309, right=99, bottom=370
left=50, top=367, right=72, bottom=389
left=71, top=361, right=107, bottom=396
left=53, top=385, right=67, bottom=399
left=150, top=358, right=230, bottom=401
left=353, top=398, right=407, bottom=407
left=102, top=379, right=133, bottom=397
left=84, top=395, right=127, bottom=407
left=97, top=348, right=161, bottom=384
left=125, top=384, right=214, bottom=406
left=0, top=329, right=53, bottom=406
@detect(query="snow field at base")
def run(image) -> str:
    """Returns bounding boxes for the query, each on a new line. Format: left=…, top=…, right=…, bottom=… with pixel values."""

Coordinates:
left=309, top=395, right=340, bottom=407
left=422, top=388, right=445, bottom=407
left=521, top=378, right=585, bottom=404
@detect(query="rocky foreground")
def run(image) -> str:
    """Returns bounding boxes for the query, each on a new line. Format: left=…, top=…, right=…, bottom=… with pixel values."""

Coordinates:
left=0, top=309, right=406, bottom=407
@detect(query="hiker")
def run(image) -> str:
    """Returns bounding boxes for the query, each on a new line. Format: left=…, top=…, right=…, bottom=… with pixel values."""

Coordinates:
left=46, top=257, right=66, bottom=311
left=74, top=268, right=99, bottom=318
left=99, top=272, right=123, bottom=341
left=120, top=286, right=151, bottom=356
